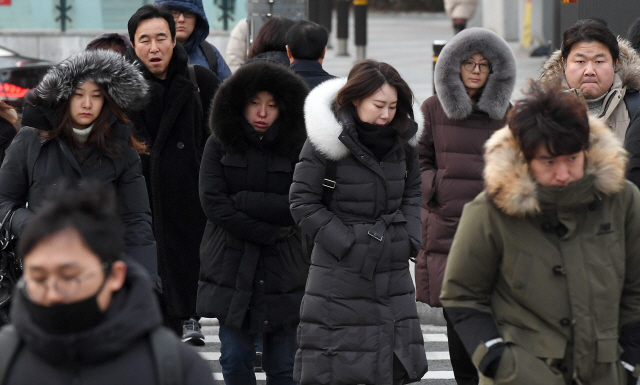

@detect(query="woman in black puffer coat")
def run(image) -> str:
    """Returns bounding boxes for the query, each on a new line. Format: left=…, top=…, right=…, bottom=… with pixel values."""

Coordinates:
left=197, top=61, right=309, bottom=385
left=0, top=50, right=157, bottom=278
left=290, top=60, right=429, bottom=385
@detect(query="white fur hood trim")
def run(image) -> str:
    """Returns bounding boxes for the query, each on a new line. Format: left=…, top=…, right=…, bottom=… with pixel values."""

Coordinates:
left=304, top=77, right=424, bottom=161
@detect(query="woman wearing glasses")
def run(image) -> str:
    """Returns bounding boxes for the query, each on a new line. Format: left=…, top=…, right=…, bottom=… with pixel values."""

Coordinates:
left=415, top=27, right=516, bottom=385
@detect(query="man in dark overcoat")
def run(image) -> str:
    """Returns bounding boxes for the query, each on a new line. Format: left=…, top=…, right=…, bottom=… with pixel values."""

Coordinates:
left=125, top=4, right=220, bottom=345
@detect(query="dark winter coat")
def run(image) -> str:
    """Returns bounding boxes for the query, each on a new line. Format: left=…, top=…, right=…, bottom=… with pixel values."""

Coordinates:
left=154, top=0, right=232, bottom=81
left=290, top=78, right=429, bottom=385
left=0, top=116, right=157, bottom=275
left=0, top=117, right=17, bottom=164
left=197, top=61, right=309, bottom=333
left=440, top=118, right=640, bottom=385
left=245, top=50, right=291, bottom=67
left=289, top=60, right=336, bottom=90
left=126, top=43, right=220, bottom=318
left=0, top=50, right=157, bottom=277
left=416, top=27, right=515, bottom=307
left=2, top=260, right=214, bottom=385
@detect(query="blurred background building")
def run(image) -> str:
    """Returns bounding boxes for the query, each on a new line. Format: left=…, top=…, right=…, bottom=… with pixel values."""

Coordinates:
left=0, top=0, right=245, bottom=30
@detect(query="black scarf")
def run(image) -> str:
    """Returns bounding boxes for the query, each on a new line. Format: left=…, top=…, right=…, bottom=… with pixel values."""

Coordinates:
left=353, top=115, right=398, bottom=161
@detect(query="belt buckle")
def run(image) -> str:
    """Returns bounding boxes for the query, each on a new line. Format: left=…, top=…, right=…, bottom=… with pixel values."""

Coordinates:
left=322, top=178, right=336, bottom=189
left=368, top=230, right=383, bottom=241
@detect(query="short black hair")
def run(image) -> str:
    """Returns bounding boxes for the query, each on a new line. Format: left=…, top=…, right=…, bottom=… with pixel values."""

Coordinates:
left=128, top=4, right=176, bottom=45
left=561, top=19, right=619, bottom=62
left=286, top=20, right=329, bottom=61
left=19, top=182, right=125, bottom=264
left=508, top=83, right=590, bottom=162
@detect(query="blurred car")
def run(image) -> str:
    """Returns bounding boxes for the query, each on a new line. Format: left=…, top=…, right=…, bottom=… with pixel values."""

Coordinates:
left=0, top=45, right=52, bottom=112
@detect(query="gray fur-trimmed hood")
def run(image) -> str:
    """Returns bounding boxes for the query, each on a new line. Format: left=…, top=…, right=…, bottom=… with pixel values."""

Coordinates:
left=304, top=77, right=424, bottom=161
left=35, top=49, right=149, bottom=110
left=539, top=38, right=640, bottom=91
left=434, top=27, right=516, bottom=120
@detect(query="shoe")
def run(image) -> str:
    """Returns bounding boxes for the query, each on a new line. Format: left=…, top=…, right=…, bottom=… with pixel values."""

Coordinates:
left=254, top=351, right=263, bottom=372
left=181, top=318, right=205, bottom=346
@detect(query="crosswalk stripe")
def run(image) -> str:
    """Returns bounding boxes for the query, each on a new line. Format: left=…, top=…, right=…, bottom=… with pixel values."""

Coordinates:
left=204, top=333, right=449, bottom=343
left=214, top=373, right=266, bottom=380
left=200, top=352, right=221, bottom=361
left=199, top=351, right=450, bottom=361
left=212, top=371, right=455, bottom=381
left=423, top=371, right=455, bottom=379
left=423, top=333, right=448, bottom=342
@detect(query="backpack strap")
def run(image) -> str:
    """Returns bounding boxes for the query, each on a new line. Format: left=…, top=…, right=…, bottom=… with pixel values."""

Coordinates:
left=150, top=326, right=183, bottom=385
left=187, top=65, right=203, bottom=118
left=0, top=325, right=22, bottom=385
left=625, top=90, right=640, bottom=123
left=199, top=41, right=218, bottom=76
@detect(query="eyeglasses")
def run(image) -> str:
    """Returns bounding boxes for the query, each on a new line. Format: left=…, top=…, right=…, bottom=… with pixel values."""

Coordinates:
left=462, top=60, right=491, bottom=73
left=21, top=263, right=110, bottom=301
left=170, top=10, right=196, bottom=19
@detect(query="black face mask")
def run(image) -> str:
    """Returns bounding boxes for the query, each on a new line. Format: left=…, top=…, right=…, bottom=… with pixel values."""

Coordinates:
left=20, top=280, right=107, bottom=335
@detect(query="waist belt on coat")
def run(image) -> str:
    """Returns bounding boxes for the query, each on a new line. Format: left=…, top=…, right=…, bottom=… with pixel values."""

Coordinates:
left=334, top=210, right=406, bottom=280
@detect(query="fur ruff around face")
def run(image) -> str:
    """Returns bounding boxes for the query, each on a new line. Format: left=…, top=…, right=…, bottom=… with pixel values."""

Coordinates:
left=209, top=61, right=309, bottom=158
left=35, top=49, right=149, bottom=111
left=304, top=77, right=424, bottom=161
left=483, top=116, right=628, bottom=217
left=434, top=27, right=516, bottom=120
left=539, top=38, right=640, bottom=91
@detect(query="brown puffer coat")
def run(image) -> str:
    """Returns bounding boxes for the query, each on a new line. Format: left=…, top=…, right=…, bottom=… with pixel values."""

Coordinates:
left=416, top=99, right=509, bottom=306
left=415, top=27, right=516, bottom=307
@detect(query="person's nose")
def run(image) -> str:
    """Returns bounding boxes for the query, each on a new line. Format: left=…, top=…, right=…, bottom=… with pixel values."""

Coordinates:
left=584, top=61, right=596, bottom=76
left=257, top=105, right=267, bottom=118
left=380, top=107, right=389, bottom=120
left=40, top=280, right=65, bottom=306
left=471, top=63, right=481, bottom=74
left=81, top=94, right=92, bottom=109
left=177, top=13, right=185, bottom=22
left=554, top=163, right=571, bottom=185
left=150, top=40, right=159, bottom=53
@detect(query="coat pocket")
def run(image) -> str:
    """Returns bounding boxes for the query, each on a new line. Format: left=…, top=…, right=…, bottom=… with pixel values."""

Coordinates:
left=596, top=337, right=620, bottom=363
left=485, top=343, right=565, bottom=385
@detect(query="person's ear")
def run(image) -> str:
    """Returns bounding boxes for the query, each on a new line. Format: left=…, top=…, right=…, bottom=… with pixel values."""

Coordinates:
left=105, top=260, right=127, bottom=292
left=286, top=45, right=294, bottom=64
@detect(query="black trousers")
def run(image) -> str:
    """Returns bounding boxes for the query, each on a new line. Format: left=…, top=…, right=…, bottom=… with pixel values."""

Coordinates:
left=156, top=290, right=187, bottom=336
left=444, top=310, right=480, bottom=385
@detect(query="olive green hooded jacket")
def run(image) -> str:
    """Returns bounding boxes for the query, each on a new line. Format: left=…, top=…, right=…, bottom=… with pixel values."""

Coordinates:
left=440, top=117, right=640, bottom=385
